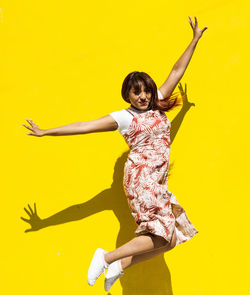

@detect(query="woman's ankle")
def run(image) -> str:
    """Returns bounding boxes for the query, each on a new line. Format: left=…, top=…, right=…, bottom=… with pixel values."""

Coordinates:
left=121, top=256, right=131, bottom=270
left=104, top=252, right=112, bottom=265
left=121, top=259, right=126, bottom=271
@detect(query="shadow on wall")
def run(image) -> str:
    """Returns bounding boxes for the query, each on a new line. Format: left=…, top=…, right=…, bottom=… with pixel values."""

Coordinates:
left=22, top=152, right=174, bottom=295
left=21, top=84, right=195, bottom=295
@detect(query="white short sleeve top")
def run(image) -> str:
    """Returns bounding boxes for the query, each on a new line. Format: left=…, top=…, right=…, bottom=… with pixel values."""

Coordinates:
left=109, top=89, right=164, bottom=135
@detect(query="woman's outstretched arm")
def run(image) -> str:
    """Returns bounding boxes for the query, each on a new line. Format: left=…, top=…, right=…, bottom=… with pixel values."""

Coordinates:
left=158, top=16, right=208, bottom=99
left=22, top=115, right=118, bottom=136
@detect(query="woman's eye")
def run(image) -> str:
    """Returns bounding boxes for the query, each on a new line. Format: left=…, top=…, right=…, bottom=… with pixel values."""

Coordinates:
left=133, top=89, right=150, bottom=95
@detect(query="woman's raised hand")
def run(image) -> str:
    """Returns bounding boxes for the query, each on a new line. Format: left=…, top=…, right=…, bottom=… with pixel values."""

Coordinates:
left=188, top=16, right=208, bottom=40
left=22, top=119, right=45, bottom=137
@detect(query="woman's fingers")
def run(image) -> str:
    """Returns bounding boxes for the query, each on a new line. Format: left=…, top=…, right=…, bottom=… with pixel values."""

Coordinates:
left=188, top=16, right=207, bottom=38
left=188, top=16, right=194, bottom=28
left=26, top=119, right=33, bottom=126
left=194, top=16, right=198, bottom=26
left=202, top=26, right=208, bottom=32
left=24, top=119, right=35, bottom=130
left=23, top=119, right=42, bottom=136
left=22, top=124, right=33, bottom=131
left=188, top=17, right=192, bottom=27
left=26, top=119, right=38, bottom=128
left=188, top=16, right=199, bottom=29
left=30, top=119, right=38, bottom=128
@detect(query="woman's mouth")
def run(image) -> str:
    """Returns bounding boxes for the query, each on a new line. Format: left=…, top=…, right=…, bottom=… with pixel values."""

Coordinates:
left=139, top=101, right=147, bottom=105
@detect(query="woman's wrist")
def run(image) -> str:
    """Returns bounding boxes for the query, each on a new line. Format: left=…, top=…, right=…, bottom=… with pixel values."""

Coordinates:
left=41, top=129, right=48, bottom=136
left=192, top=36, right=200, bottom=43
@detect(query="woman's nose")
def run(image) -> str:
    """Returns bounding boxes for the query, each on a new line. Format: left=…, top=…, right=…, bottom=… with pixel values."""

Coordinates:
left=139, top=92, right=147, bottom=99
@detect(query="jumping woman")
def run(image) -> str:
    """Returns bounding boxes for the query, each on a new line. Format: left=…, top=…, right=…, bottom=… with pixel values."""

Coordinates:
left=22, top=16, right=207, bottom=291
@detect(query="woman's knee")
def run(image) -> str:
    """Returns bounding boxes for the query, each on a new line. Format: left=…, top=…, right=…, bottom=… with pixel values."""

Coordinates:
left=146, top=231, right=176, bottom=249
left=148, top=233, right=168, bottom=248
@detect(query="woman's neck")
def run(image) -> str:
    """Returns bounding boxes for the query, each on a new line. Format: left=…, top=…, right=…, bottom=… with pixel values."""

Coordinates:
left=129, top=104, right=151, bottom=113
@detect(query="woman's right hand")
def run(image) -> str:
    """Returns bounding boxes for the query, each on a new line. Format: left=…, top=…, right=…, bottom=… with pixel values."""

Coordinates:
left=22, top=119, right=45, bottom=137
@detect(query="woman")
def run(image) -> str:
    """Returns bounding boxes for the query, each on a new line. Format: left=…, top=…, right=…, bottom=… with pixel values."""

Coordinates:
left=23, top=16, right=207, bottom=291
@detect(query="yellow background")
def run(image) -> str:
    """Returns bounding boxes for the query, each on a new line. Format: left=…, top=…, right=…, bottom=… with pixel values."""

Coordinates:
left=1, top=0, right=249, bottom=294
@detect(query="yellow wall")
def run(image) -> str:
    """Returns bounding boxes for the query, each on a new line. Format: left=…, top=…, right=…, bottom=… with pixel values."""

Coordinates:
left=1, top=0, right=249, bottom=294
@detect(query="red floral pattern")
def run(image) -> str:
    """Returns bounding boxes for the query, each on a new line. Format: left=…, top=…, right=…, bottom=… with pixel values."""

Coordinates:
left=122, top=108, right=198, bottom=245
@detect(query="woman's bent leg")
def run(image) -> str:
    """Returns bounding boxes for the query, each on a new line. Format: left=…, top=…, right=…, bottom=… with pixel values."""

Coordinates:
left=121, top=228, right=177, bottom=270
left=104, top=229, right=177, bottom=266
left=104, top=232, right=168, bottom=265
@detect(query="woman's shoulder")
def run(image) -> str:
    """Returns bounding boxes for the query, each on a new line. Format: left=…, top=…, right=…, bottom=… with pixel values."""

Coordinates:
left=109, top=108, right=132, bottom=118
left=109, top=108, right=133, bottom=134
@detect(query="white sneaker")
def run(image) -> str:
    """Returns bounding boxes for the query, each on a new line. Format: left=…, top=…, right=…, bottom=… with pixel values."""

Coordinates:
left=87, top=248, right=109, bottom=286
left=104, top=259, right=124, bottom=292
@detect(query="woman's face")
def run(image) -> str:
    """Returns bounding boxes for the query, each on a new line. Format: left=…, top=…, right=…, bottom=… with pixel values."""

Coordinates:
left=128, top=82, right=152, bottom=110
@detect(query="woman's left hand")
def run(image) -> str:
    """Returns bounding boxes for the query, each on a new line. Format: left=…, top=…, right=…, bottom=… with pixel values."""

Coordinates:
left=188, top=16, right=208, bottom=40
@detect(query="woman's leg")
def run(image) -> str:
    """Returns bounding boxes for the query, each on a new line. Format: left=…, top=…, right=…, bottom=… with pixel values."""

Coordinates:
left=104, top=233, right=167, bottom=265
left=104, top=228, right=177, bottom=266
left=121, top=228, right=177, bottom=270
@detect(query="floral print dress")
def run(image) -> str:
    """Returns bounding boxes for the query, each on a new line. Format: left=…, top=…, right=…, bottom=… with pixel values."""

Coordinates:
left=122, top=106, right=198, bottom=246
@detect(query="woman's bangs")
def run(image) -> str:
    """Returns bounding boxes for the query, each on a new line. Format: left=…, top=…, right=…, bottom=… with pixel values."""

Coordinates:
left=131, top=77, right=149, bottom=92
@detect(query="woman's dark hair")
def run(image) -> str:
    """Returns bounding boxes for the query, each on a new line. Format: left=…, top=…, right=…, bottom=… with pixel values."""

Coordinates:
left=121, top=71, right=182, bottom=112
